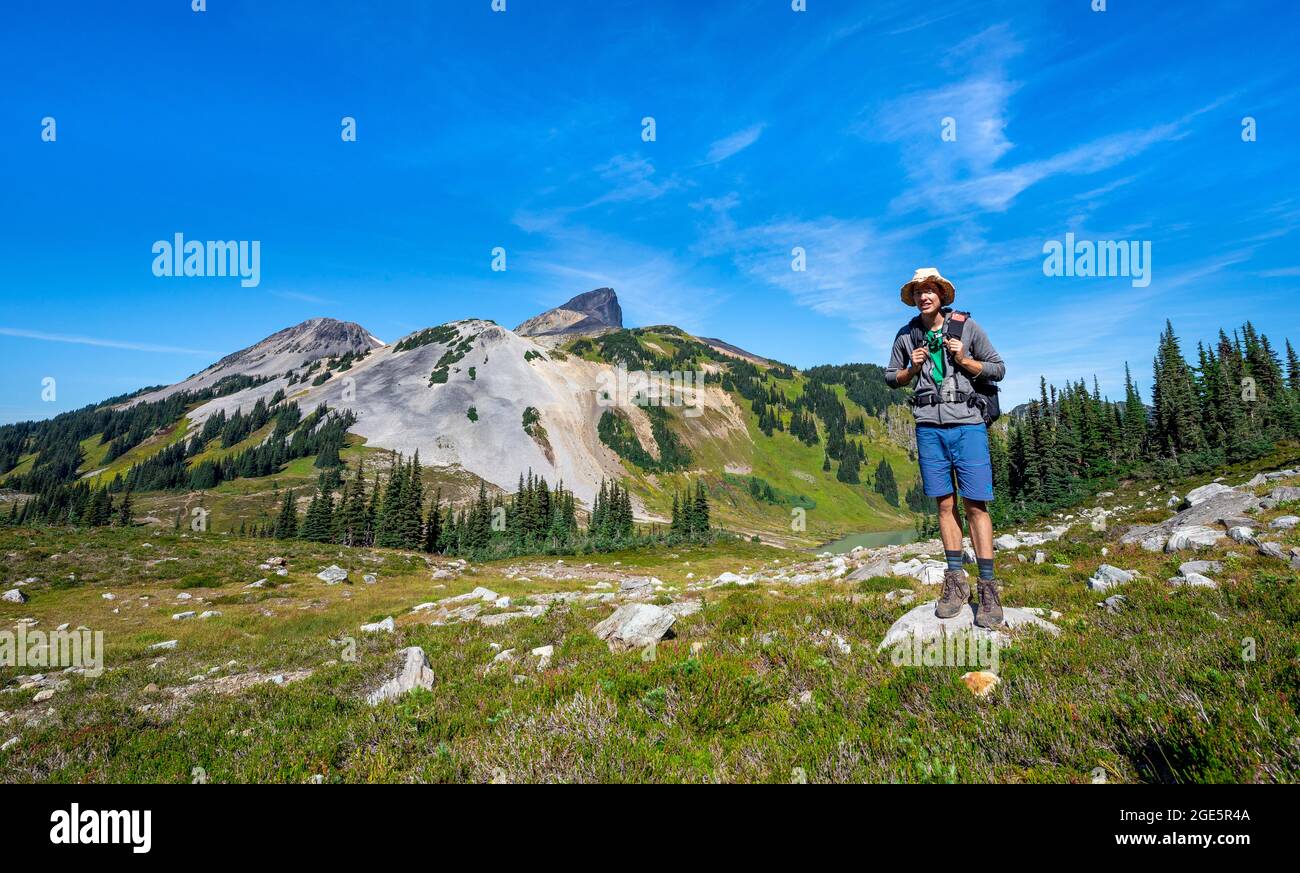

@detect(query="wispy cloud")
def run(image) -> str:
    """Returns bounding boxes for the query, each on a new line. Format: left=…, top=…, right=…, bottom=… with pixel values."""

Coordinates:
left=694, top=200, right=923, bottom=352
left=586, top=154, right=681, bottom=207
left=0, top=327, right=212, bottom=356
left=704, top=124, right=766, bottom=164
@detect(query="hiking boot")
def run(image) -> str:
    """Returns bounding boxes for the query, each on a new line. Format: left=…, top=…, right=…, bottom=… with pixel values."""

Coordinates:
left=975, top=578, right=1005, bottom=628
left=935, top=569, right=969, bottom=619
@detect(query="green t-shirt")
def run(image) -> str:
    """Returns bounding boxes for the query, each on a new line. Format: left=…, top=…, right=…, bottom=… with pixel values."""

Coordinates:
left=924, top=327, right=944, bottom=382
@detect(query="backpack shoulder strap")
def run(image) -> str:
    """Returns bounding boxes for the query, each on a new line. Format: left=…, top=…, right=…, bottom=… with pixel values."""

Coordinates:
left=945, top=310, right=970, bottom=340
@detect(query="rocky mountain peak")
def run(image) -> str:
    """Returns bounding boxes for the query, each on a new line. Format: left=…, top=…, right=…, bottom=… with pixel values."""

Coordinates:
left=514, top=288, right=623, bottom=338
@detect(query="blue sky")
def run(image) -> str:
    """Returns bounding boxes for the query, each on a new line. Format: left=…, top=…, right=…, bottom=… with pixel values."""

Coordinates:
left=2, top=0, right=1298, bottom=424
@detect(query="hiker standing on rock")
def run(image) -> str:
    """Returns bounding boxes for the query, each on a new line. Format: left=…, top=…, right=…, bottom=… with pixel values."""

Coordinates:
left=884, top=268, right=1007, bottom=627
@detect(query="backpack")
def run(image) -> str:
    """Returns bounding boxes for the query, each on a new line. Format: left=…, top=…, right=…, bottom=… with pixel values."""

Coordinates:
left=909, top=310, right=1001, bottom=426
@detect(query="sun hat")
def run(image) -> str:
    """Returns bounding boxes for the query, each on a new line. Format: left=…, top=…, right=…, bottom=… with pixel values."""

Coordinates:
left=900, top=267, right=955, bottom=307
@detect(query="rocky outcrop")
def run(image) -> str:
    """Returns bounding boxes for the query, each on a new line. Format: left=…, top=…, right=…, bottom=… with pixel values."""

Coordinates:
left=366, top=647, right=435, bottom=705
left=514, top=288, right=623, bottom=338
left=877, top=601, right=1060, bottom=650
left=592, top=603, right=676, bottom=652
left=1120, top=487, right=1261, bottom=546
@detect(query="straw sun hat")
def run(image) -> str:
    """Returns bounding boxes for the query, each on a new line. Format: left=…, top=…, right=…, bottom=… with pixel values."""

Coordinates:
left=899, top=267, right=955, bottom=307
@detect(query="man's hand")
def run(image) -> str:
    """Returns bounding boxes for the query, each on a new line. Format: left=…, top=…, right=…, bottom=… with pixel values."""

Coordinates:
left=945, top=337, right=983, bottom=376
left=910, top=347, right=927, bottom=370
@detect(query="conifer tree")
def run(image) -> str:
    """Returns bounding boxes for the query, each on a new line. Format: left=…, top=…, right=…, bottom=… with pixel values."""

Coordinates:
left=275, top=489, right=298, bottom=539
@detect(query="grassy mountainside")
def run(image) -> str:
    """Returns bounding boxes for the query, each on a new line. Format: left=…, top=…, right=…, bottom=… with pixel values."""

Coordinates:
left=2, top=444, right=1298, bottom=782
left=561, top=327, right=917, bottom=543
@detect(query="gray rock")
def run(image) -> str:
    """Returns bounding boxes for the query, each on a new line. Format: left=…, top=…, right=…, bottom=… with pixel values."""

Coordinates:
left=1184, top=482, right=1235, bottom=507
left=993, top=534, right=1022, bottom=551
left=592, top=603, right=676, bottom=652
left=890, top=559, right=924, bottom=578
left=1268, top=486, right=1300, bottom=503
left=847, top=558, right=892, bottom=581
left=363, top=574, right=377, bottom=584
left=1100, top=594, right=1127, bottom=613
left=171, top=611, right=196, bottom=621
left=316, top=565, right=349, bottom=584
left=1227, top=526, right=1255, bottom=544
left=437, top=586, right=499, bottom=606
left=366, top=646, right=435, bottom=705
left=1, top=589, right=27, bottom=604
left=917, top=562, right=949, bottom=585
left=877, top=601, right=1059, bottom=651
left=1246, top=473, right=1267, bottom=487
left=1170, top=572, right=1217, bottom=589
left=1137, top=532, right=1167, bottom=552
left=1165, top=525, right=1224, bottom=551
left=1259, top=541, right=1286, bottom=561
left=1270, top=515, right=1300, bottom=530
left=148, top=640, right=178, bottom=651
left=1179, top=560, right=1222, bottom=576
left=198, top=610, right=222, bottom=620
left=1034, top=550, right=1047, bottom=565
left=1121, top=489, right=1262, bottom=546
left=530, top=645, right=554, bottom=670
left=820, top=630, right=852, bottom=655
left=709, top=571, right=753, bottom=587
left=360, top=616, right=395, bottom=633
left=477, top=606, right=547, bottom=626
left=664, top=600, right=702, bottom=618
left=1087, top=564, right=1135, bottom=592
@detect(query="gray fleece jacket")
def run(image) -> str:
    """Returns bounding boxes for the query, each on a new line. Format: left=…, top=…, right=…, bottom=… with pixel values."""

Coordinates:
left=884, top=311, right=1006, bottom=427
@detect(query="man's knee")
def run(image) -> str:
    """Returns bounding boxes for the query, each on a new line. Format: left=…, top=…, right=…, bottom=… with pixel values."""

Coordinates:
left=963, top=498, right=988, bottom=516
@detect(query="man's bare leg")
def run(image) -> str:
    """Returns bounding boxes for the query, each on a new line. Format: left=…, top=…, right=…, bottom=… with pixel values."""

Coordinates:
left=935, top=493, right=964, bottom=552
left=963, top=498, right=992, bottom=559
left=933, top=492, right=970, bottom=618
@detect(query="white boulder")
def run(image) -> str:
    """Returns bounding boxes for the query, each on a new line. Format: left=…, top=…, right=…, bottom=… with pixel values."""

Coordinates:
left=366, top=646, right=435, bottom=705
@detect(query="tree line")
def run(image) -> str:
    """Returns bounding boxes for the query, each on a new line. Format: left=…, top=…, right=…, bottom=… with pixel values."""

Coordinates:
left=989, top=320, right=1300, bottom=525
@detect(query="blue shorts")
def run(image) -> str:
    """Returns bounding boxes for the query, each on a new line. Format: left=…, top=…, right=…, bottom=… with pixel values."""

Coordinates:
left=916, top=424, right=994, bottom=501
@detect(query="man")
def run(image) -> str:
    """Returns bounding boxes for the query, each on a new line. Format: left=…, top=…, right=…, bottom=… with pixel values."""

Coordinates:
left=884, top=268, right=1007, bottom=627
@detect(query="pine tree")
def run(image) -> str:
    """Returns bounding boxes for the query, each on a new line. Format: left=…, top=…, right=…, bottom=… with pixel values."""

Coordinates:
left=275, top=489, right=298, bottom=539
left=424, top=488, right=442, bottom=553
left=116, top=486, right=134, bottom=526
left=872, top=458, right=899, bottom=506
left=691, top=479, right=710, bottom=537
left=836, top=442, right=861, bottom=484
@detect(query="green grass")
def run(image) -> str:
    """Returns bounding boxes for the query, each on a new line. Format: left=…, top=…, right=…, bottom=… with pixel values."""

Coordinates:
left=2, top=453, right=1299, bottom=783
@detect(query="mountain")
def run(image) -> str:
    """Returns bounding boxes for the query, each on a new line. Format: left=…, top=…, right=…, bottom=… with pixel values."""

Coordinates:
left=1, top=290, right=918, bottom=544
left=130, top=317, right=385, bottom=405
left=514, top=287, right=622, bottom=339
left=173, top=316, right=743, bottom=510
